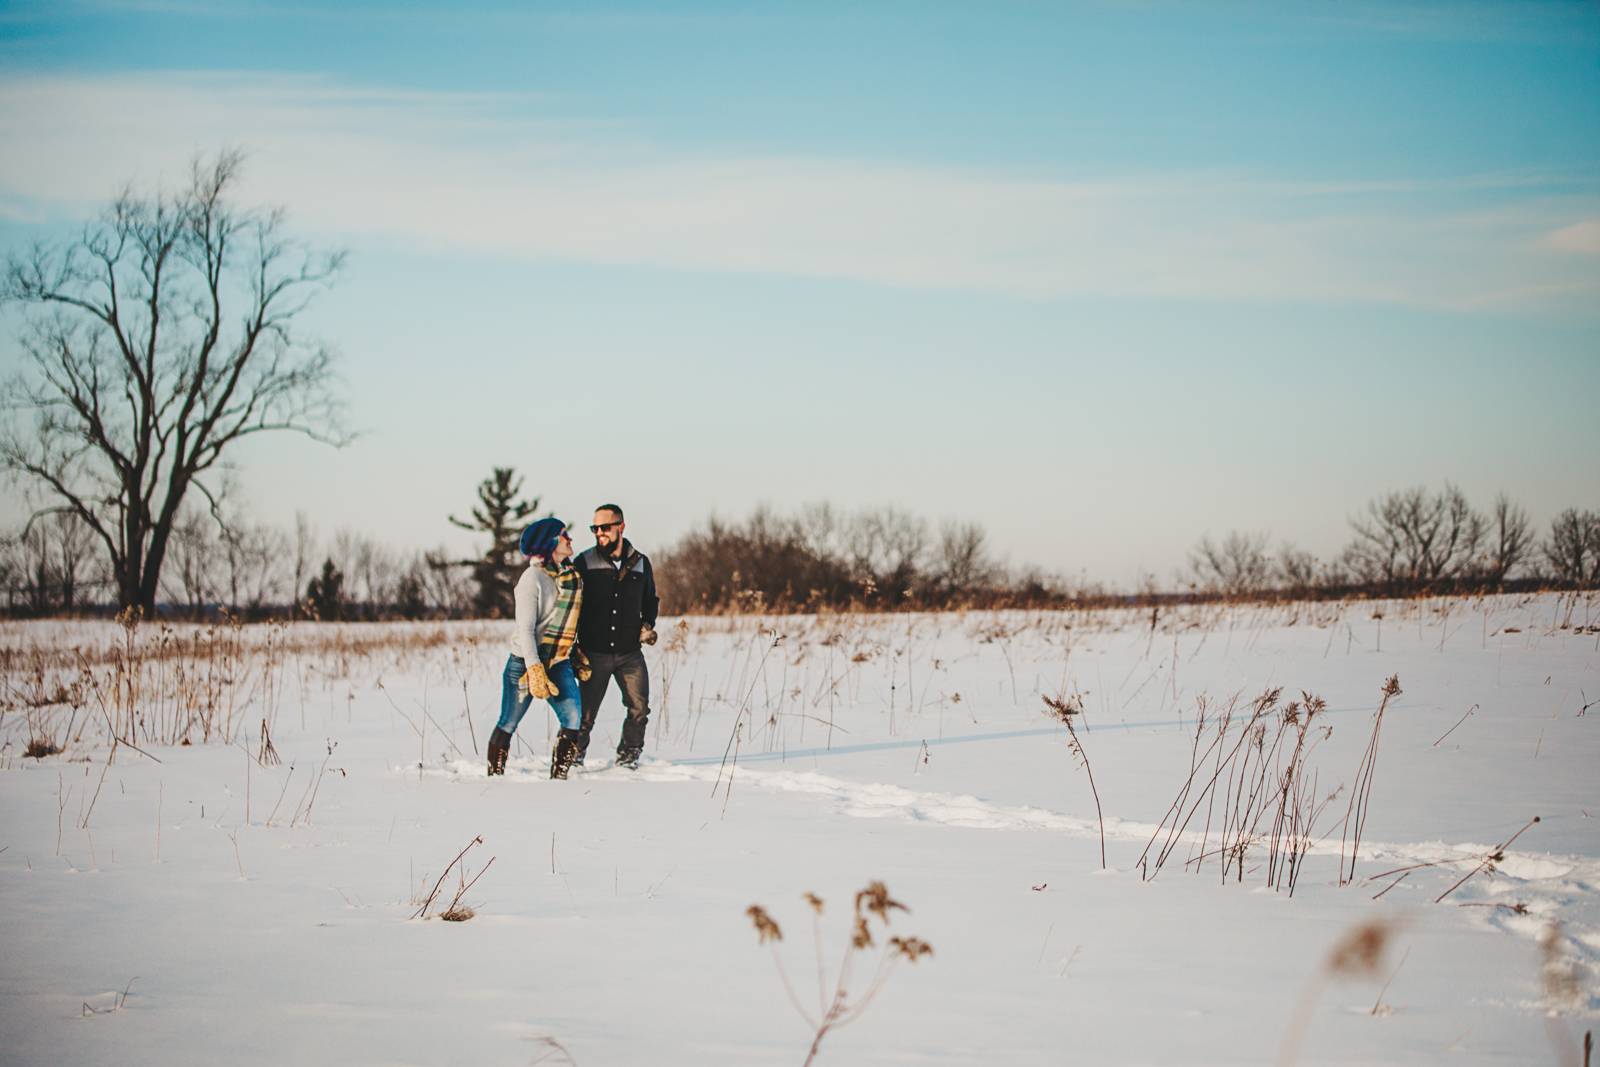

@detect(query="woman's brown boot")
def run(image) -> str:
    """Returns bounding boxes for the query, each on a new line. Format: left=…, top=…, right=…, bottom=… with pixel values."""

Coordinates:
left=486, top=728, right=512, bottom=776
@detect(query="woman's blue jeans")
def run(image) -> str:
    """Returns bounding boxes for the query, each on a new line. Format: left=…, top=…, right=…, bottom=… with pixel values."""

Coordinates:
left=496, top=655, right=583, bottom=735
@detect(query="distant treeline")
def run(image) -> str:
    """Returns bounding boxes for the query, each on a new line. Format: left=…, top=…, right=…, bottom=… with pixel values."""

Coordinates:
left=0, top=511, right=475, bottom=622
left=3, top=483, right=1596, bottom=619
left=1185, top=486, right=1598, bottom=600
left=653, top=487, right=1599, bottom=613
left=654, top=504, right=1048, bottom=613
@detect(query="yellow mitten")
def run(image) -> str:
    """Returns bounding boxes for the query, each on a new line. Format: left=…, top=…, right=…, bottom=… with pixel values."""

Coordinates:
left=520, top=661, right=559, bottom=699
left=571, top=648, right=593, bottom=682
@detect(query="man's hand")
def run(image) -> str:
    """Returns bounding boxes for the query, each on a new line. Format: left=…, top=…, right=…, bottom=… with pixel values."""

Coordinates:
left=571, top=647, right=593, bottom=682
left=640, top=624, right=658, bottom=646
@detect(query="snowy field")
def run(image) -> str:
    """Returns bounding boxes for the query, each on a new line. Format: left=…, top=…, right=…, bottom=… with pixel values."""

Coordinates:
left=1, top=594, right=1596, bottom=1065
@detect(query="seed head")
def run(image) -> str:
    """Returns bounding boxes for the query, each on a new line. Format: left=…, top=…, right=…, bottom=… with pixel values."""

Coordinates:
left=855, top=881, right=908, bottom=925
left=1325, top=919, right=1396, bottom=980
left=746, top=904, right=782, bottom=944
left=1041, top=694, right=1083, bottom=725
left=888, top=936, right=934, bottom=963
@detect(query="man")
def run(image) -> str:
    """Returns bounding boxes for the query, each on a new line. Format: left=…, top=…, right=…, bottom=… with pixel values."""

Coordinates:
left=574, top=503, right=659, bottom=769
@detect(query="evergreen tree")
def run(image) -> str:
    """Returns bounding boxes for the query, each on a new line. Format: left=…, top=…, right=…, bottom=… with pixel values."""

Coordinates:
left=305, top=558, right=345, bottom=621
left=447, top=467, right=542, bottom=617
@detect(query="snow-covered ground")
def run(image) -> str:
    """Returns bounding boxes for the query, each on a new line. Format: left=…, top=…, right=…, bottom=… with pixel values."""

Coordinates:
left=2, top=594, right=1596, bottom=1065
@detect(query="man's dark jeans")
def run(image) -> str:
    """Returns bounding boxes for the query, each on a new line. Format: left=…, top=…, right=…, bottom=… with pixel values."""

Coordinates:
left=577, top=649, right=651, bottom=758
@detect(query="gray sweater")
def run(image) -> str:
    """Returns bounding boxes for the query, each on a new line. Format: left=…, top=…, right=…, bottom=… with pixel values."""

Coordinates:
left=509, top=563, right=559, bottom=663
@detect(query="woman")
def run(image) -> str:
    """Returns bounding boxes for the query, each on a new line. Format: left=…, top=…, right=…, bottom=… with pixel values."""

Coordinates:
left=486, top=517, right=588, bottom=779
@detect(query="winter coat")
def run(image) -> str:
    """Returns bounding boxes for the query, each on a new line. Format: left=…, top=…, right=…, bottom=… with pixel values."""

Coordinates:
left=576, top=541, right=659, bottom=654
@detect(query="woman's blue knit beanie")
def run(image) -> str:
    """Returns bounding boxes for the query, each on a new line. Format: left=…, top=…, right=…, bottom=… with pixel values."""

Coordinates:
left=519, top=517, right=567, bottom=559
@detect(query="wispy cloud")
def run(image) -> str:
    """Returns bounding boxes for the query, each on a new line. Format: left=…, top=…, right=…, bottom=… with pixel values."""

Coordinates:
left=1, top=72, right=1595, bottom=312
left=1544, top=219, right=1600, bottom=255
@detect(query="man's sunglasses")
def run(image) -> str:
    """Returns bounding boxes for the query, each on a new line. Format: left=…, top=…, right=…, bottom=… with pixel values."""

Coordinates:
left=589, top=521, right=622, bottom=533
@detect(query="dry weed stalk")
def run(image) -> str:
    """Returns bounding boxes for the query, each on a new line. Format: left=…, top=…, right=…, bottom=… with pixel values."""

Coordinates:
left=257, top=718, right=281, bottom=766
left=289, top=739, right=339, bottom=828
left=1539, top=922, right=1593, bottom=1067
left=1539, top=922, right=1586, bottom=1012
left=1432, top=703, right=1476, bottom=747
left=1139, top=688, right=1276, bottom=882
left=1041, top=693, right=1106, bottom=868
left=413, top=834, right=495, bottom=921
left=1339, top=675, right=1402, bottom=886
left=3, top=617, right=496, bottom=753
left=1134, top=685, right=1342, bottom=893
left=746, top=881, right=933, bottom=1066
left=81, top=977, right=138, bottom=1018
left=1433, top=815, right=1540, bottom=903
left=712, top=629, right=785, bottom=815
left=529, top=1036, right=578, bottom=1065
left=1264, top=694, right=1336, bottom=895
left=1276, top=918, right=1401, bottom=1066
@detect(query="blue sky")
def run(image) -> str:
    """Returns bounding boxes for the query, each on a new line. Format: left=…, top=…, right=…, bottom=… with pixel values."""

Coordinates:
left=1, top=0, right=1597, bottom=586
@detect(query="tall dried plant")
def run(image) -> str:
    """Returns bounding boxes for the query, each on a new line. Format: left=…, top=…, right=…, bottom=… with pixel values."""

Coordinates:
left=746, top=881, right=933, bottom=1066
left=1340, top=675, right=1402, bottom=886
left=1042, top=693, right=1106, bottom=868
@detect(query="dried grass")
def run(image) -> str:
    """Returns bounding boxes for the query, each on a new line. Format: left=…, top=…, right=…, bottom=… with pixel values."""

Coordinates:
left=747, top=881, right=933, bottom=1066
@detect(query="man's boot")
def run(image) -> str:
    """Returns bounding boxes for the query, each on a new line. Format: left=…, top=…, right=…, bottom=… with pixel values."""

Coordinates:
left=551, top=729, right=581, bottom=780
left=616, top=708, right=648, bottom=770
left=486, top=728, right=512, bottom=777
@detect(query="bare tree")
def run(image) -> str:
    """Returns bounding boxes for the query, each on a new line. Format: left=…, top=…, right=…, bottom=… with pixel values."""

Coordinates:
left=0, top=530, right=20, bottom=613
left=161, top=509, right=223, bottom=614
left=291, top=511, right=317, bottom=617
left=933, top=519, right=989, bottom=597
left=1544, top=508, right=1600, bottom=588
left=0, top=151, right=349, bottom=612
left=1189, top=530, right=1272, bottom=595
left=220, top=515, right=290, bottom=614
left=420, top=548, right=474, bottom=616
left=1479, top=492, right=1533, bottom=586
left=328, top=529, right=364, bottom=611
left=1276, top=542, right=1319, bottom=594
left=1344, top=484, right=1485, bottom=589
left=794, top=501, right=844, bottom=562
left=847, top=507, right=928, bottom=601
left=0, top=513, right=100, bottom=613
left=13, top=522, right=56, bottom=614
left=343, top=531, right=400, bottom=614
left=51, top=511, right=96, bottom=610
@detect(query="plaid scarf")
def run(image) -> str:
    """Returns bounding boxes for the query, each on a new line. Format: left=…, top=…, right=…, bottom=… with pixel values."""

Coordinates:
left=538, top=559, right=583, bottom=664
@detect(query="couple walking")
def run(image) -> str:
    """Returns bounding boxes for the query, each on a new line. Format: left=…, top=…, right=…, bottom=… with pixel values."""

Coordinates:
left=485, top=504, right=660, bottom=779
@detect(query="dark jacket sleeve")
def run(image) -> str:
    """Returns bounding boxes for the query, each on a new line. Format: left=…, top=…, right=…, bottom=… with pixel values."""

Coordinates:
left=642, top=556, right=660, bottom=628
